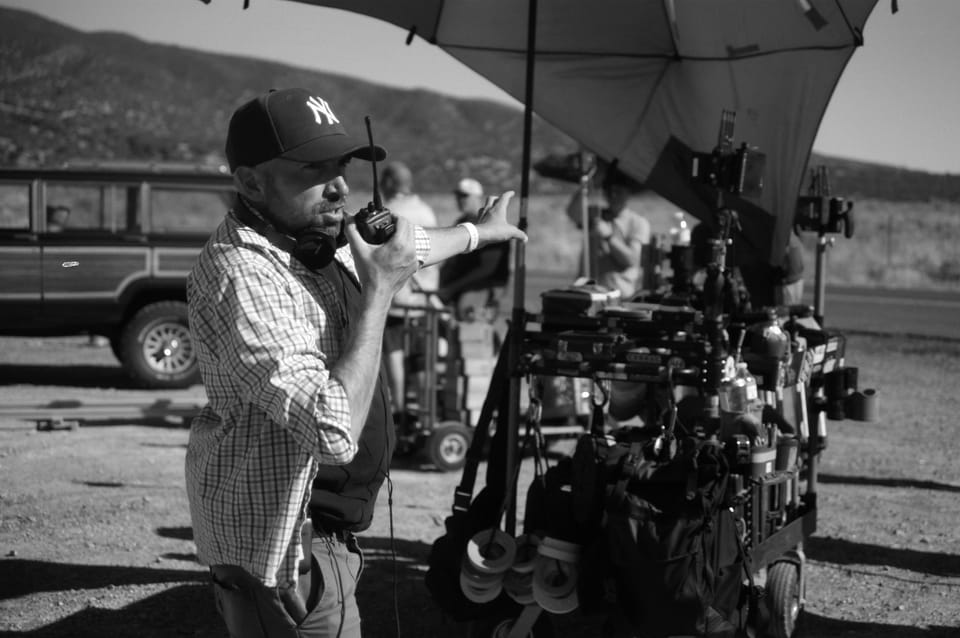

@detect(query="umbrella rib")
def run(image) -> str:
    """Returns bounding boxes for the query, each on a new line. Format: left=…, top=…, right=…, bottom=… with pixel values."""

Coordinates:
left=436, top=42, right=863, bottom=60
left=613, top=61, right=671, bottom=163
left=831, top=0, right=866, bottom=46
left=428, top=0, right=446, bottom=45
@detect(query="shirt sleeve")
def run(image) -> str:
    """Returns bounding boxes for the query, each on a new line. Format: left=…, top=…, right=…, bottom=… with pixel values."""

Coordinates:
left=628, top=211, right=651, bottom=245
left=414, top=224, right=431, bottom=265
left=207, top=261, right=357, bottom=465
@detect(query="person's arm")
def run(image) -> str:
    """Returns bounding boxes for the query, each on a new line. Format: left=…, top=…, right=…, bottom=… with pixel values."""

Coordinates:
left=199, top=218, right=418, bottom=464
left=594, top=214, right=644, bottom=271
left=337, top=215, right=419, bottom=434
left=199, top=263, right=361, bottom=465
left=420, top=191, right=526, bottom=266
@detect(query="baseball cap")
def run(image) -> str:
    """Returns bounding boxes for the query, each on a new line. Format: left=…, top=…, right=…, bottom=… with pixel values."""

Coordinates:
left=225, top=88, right=387, bottom=171
left=454, top=178, right=483, bottom=197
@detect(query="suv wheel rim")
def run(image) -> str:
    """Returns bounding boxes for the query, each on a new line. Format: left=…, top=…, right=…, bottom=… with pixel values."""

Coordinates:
left=439, top=433, right=468, bottom=464
left=142, top=321, right=195, bottom=375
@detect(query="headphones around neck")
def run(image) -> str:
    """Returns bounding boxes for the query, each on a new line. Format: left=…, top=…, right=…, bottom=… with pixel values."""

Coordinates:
left=233, top=196, right=346, bottom=271
left=292, top=225, right=348, bottom=271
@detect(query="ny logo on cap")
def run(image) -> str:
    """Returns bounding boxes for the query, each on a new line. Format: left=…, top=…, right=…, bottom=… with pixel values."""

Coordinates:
left=306, top=96, right=340, bottom=126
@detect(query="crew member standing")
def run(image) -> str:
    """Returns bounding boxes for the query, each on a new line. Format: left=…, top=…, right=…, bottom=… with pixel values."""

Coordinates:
left=184, top=86, right=525, bottom=638
left=565, top=170, right=651, bottom=299
left=438, top=177, right=511, bottom=331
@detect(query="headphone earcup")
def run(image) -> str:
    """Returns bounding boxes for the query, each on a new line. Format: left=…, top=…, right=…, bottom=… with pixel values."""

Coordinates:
left=293, top=227, right=339, bottom=270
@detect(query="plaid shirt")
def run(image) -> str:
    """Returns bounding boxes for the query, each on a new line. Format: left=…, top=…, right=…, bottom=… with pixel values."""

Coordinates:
left=185, top=208, right=429, bottom=587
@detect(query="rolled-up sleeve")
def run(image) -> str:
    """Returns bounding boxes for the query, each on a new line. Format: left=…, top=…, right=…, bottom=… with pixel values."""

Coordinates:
left=414, top=224, right=431, bottom=265
left=208, top=263, right=357, bottom=465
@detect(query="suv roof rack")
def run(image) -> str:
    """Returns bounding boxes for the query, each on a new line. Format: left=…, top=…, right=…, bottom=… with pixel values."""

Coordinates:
left=57, top=160, right=231, bottom=175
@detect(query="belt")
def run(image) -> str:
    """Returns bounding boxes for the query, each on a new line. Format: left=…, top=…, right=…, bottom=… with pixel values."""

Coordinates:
left=309, top=518, right=352, bottom=542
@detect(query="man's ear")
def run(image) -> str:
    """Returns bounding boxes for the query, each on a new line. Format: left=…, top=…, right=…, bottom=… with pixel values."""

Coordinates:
left=233, top=166, right=265, bottom=202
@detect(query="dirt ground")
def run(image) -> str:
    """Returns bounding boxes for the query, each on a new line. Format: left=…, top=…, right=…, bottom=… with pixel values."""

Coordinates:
left=0, top=334, right=958, bottom=638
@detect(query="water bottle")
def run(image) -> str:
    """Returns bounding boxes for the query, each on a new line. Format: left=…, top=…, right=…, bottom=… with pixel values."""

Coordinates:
left=745, top=309, right=791, bottom=392
left=669, top=211, right=691, bottom=246
left=719, top=362, right=758, bottom=413
left=746, top=309, right=790, bottom=360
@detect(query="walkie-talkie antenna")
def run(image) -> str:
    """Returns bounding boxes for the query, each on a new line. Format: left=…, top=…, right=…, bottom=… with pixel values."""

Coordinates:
left=365, top=116, right=382, bottom=210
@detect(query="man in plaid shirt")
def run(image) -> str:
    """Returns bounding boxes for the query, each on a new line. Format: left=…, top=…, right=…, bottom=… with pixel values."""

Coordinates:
left=185, top=87, right=525, bottom=637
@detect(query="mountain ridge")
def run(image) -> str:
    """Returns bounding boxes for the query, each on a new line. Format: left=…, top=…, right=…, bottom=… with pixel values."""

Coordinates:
left=1, top=6, right=957, bottom=201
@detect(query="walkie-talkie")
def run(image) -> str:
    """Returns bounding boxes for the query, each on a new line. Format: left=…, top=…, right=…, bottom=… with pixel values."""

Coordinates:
left=355, top=116, right=396, bottom=244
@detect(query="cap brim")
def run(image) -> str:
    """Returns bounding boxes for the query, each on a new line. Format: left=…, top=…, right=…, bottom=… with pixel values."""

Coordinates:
left=282, top=134, right=386, bottom=164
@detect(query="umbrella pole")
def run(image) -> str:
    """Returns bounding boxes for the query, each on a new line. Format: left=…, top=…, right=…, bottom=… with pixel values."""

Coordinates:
left=579, top=150, right=592, bottom=277
left=504, top=0, right=538, bottom=537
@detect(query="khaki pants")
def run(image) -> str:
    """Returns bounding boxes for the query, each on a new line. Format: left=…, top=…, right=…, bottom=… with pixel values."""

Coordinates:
left=211, top=533, right=364, bottom=638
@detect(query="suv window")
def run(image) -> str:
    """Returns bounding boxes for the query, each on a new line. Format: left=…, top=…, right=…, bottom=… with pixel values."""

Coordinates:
left=0, top=183, right=30, bottom=229
left=46, top=182, right=130, bottom=232
left=150, top=186, right=231, bottom=233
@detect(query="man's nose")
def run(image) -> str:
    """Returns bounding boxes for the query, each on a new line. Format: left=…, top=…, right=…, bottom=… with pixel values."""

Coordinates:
left=323, top=176, right=349, bottom=202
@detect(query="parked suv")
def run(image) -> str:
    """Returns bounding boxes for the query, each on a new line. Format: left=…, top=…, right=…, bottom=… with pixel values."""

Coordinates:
left=0, top=162, right=233, bottom=389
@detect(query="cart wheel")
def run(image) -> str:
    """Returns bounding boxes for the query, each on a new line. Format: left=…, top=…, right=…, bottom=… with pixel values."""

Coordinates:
left=766, top=562, right=801, bottom=638
left=426, top=422, right=472, bottom=472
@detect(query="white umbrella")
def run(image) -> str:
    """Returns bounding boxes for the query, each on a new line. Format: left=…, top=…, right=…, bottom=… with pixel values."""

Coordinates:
left=280, top=0, right=880, bottom=266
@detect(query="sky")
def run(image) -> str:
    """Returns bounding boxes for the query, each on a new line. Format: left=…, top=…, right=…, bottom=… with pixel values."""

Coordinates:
left=1, top=0, right=958, bottom=175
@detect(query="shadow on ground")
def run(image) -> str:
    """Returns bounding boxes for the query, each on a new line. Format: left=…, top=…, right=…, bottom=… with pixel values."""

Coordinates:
left=0, top=560, right=206, bottom=601
left=0, top=364, right=133, bottom=389
left=0, top=582, right=224, bottom=638
left=808, top=536, right=960, bottom=577
left=2, top=541, right=956, bottom=638
left=800, top=613, right=959, bottom=638
left=818, top=472, right=960, bottom=494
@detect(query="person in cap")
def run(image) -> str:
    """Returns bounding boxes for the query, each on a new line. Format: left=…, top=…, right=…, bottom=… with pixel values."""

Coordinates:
left=437, top=177, right=512, bottom=335
left=565, top=169, right=651, bottom=299
left=184, top=87, right=525, bottom=638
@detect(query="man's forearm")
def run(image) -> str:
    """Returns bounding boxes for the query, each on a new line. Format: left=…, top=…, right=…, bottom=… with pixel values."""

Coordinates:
left=421, top=226, right=477, bottom=266
left=330, top=290, right=392, bottom=440
left=606, top=235, right=639, bottom=270
left=419, top=192, right=525, bottom=267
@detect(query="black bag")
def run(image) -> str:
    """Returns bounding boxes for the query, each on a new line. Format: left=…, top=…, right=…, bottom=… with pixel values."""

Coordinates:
left=424, top=340, right=515, bottom=621
left=424, top=486, right=509, bottom=621
left=574, top=432, right=748, bottom=637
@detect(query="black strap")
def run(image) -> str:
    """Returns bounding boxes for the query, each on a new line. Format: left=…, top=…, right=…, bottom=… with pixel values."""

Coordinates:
left=231, top=198, right=270, bottom=235
left=591, top=398, right=607, bottom=437
left=451, top=326, right=513, bottom=514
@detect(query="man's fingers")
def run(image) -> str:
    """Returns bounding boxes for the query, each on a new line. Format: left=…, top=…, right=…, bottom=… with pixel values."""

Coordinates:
left=480, top=191, right=515, bottom=220
left=494, top=191, right=515, bottom=214
left=342, top=214, right=367, bottom=255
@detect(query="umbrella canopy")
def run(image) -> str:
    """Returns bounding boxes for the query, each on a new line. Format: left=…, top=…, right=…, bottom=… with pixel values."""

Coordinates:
left=281, top=0, right=878, bottom=264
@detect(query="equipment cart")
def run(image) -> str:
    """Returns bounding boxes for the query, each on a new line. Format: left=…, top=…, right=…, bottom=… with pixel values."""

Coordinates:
left=390, top=303, right=501, bottom=472
left=425, top=174, right=873, bottom=636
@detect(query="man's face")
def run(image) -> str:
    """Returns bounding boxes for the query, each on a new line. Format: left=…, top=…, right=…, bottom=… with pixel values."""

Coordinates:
left=255, top=156, right=351, bottom=235
left=49, top=208, right=69, bottom=227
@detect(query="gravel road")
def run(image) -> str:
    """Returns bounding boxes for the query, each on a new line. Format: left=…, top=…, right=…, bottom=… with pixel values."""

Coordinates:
left=0, top=334, right=957, bottom=637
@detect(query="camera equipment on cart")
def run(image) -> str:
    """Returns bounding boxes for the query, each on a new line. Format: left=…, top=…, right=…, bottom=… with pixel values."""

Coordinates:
left=426, top=111, right=875, bottom=638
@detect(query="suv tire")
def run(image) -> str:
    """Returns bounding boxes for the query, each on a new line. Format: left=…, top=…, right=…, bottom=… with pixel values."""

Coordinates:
left=119, top=301, right=199, bottom=389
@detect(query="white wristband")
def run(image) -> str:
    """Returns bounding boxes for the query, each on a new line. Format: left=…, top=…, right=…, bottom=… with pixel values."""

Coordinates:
left=458, top=222, right=479, bottom=253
